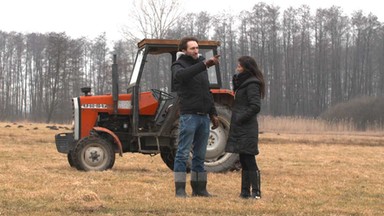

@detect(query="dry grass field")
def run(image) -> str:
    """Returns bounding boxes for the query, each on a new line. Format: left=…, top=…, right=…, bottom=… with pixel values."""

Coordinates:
left=0, top=119, right=383, bottom=216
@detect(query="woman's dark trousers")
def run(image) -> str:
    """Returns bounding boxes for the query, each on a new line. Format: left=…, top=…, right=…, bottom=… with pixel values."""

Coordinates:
left=239, top=154, right=261, bottom=199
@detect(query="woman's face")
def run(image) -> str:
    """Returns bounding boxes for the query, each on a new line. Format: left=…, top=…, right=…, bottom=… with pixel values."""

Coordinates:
left=236, top=63, right=244, bottom=73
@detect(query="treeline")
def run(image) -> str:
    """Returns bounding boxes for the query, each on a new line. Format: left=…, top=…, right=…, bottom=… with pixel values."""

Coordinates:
left=1, top=3, right=384, bottom=123
left=0, top=32, right=136, bottom=122
left=213, top=4, right=384, bottom=117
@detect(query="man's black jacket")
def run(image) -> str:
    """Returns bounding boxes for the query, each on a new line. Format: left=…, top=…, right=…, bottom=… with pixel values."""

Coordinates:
left=172, top=53, right=217, bottom=116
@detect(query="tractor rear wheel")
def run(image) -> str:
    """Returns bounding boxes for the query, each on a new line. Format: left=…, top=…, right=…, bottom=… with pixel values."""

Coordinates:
left=160, top=119, right=179, bottom=171
left=160, top=147, right=176, bottom=171
left=73, top=136, right=115, bottom=171
left=163, top=104, right=238, bottom=172
left=67, top=150, right=75, bottom=167
left=204, top=104, right=239, bottom=172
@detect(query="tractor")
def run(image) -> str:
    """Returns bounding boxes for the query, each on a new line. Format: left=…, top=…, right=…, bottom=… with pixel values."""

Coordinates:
left=54, top=39, right=237, bottom=172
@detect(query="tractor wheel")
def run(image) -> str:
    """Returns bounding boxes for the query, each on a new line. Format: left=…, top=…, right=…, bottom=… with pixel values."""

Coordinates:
left=160, top=121, right=179, bottom=171
left=160, top=147, right=176, bottom=171
left=164, top=104, right=239, bottom=173
left=204, top=104, right=239, bottom=172
left=73, top=136, right=115, bottom=171
left=67, top=150, right=75, bottom=167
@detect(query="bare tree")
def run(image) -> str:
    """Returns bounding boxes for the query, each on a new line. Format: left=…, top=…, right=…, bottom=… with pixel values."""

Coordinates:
left=350, top=11, right=380, bottom=98
left=377, top=27, right=384, bottom=96
left=25, top=33, right=46, bottom=121
left=324, top=7, right=349, bottom=106
left=90, top=33, right=109, bottom=95
left=127, top=0, right=182, bottom=39
left=112, top=39, right=136, bottom=90
left=237, top=11, right=251, bottom=56
left=313, top=8, right=329, bottom=115
left=44, top=32, right=69, bottom=123
left=282, top=7, right=300, bottom=115
left=212, top=12, right=237, bottom=89
left=167, top=14, right=194, bottom=39
left=264, top=4, right=281, bottom=116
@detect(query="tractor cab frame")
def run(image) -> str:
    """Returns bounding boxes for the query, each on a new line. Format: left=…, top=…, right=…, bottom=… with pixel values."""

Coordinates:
left=54, top=39, right=237, bottom=172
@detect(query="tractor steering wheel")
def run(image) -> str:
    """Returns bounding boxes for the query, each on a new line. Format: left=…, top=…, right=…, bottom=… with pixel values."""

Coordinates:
left=151, top=89, right=174, bottom=101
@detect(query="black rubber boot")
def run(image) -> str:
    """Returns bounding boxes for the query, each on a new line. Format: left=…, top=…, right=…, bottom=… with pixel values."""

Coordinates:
left=191, top=171, right=213, bottom=197
left=190, top=178, right=199, bottom=196
left=174, top=172, right=187, bottom=198
left=250, top=170, right=261, bottom=199
left=240, top=170, right=251, bottom=199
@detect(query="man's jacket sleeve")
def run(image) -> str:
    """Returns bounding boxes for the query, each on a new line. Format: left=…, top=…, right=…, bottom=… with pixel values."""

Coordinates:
left=209, top=91, right=218, bottom=116
left=172, top=62, right=206, bottom=82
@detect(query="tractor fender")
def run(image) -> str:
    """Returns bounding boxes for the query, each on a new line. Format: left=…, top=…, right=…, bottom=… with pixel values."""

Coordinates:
left=211, top=89, right=234, bottom=108
left=92, top=126, right=123, bottom=157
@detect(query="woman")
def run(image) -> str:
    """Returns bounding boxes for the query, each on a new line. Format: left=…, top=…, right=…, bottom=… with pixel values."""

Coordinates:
left=226, top=56, right=265, bottom=199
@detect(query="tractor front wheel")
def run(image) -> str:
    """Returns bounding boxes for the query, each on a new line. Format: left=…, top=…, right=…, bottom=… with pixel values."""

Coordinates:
left=73, top=136, right=115, bottom=171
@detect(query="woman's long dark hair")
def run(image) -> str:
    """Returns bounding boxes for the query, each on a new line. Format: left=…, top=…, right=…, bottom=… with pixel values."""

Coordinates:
left=238, top=56, right=266, bottom=99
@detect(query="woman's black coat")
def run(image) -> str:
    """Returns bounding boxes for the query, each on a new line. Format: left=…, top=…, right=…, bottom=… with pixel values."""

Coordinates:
left=225, top=75, right=261, bottom=155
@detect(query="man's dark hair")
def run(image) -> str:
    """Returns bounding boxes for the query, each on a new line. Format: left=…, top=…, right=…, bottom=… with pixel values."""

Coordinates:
left=178, top=37, right=199, bottom=51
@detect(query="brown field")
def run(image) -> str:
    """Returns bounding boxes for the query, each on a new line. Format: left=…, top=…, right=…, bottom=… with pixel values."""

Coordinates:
left=0, top=119, right=383, bottom=216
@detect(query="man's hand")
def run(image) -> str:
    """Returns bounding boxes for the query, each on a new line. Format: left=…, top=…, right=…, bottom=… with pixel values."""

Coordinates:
left=210, top=115, right=219, bottom=130
left=205, top=55, right=220, bottom=68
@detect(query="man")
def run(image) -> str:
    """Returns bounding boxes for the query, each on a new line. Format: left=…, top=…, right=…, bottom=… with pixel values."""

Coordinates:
left=172, top=37, right=220, bottom=198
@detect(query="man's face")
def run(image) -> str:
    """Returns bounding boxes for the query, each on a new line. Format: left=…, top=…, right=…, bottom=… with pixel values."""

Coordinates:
left=184, top=41, right=199, bottom=59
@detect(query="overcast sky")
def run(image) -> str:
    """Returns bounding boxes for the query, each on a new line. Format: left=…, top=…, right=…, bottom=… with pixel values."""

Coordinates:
left=0, top=0, right=382, bottom=42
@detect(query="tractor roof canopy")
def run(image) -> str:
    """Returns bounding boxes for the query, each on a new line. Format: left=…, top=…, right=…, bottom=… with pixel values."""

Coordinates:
left=137, top=39, right=221, bottom=55
left=129, top=38, right=222, bottom=90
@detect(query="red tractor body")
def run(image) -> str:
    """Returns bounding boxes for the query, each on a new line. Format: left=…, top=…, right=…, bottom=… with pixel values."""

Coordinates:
left=55, top=39, right=237, bottom=172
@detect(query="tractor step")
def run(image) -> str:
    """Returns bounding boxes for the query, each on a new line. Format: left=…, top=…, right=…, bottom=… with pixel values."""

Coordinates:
left=137, top=133, right=161, bottom=154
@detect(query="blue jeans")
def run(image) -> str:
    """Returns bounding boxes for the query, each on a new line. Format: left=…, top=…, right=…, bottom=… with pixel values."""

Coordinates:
left=174, top=114, right=210, bottom=172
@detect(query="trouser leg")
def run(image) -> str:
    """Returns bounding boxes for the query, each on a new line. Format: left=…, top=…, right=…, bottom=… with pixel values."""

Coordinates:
left=239, top=154, right=251, bottom=198
left=250, top=170, right=261, bottom=199
left=240, top=170, right=251, bottom=198
left=173, top=115, right=196, bottom=198
left=190, top=115, right=210, bottom=172
left=240, top=154, right=261, bottom=199
left=189, top=116, right=212, bottom=197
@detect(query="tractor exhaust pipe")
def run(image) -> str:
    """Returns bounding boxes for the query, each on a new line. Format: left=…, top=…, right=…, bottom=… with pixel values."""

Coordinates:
left=112, top=54, right=119, bottom=114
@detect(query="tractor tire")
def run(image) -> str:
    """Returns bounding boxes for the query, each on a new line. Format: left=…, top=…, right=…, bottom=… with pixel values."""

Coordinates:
left=163, top=104, right=238, bottom=173
left=204, top=104, right=239, bottom=172
left=73, top=136, right=115, bottom=171
left=67, top=150, right=75, bottom=167
left=160, top=120, right=179, bottom=171
left=160, top=147, right=176, bottom=171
